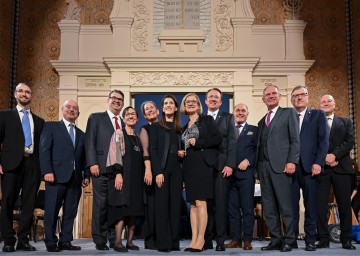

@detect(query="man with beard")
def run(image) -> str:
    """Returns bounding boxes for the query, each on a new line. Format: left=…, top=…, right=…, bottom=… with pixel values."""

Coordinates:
left=0, top=83, right=44, bottom=252
left=85, top=90, right=125, bottom=250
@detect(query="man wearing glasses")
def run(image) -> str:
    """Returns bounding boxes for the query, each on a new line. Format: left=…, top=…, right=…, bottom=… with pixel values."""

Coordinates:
left=85, top=90, right=125, bottom=250
left=0, top=83, right=44, bottom=252
left=290, top=85, right=329, bottom=251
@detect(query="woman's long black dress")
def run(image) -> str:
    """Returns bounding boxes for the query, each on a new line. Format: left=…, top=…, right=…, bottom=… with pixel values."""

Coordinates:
left=108, top=133, right=144, bottom=226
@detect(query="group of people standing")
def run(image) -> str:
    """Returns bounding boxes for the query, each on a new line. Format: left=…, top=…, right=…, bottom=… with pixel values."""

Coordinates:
left=0, top=83, right=357, bottom=253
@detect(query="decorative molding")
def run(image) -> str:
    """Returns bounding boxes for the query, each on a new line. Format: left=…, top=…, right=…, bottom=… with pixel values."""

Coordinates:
left=252, top=25, right=284, bottom=35
left=130, top=71, right=234, bottom=86
left=131, top=0, right=150, bottom=51
left=50, top=61, right=110, bottom=75
left=234, top=0, right=255, bottom=18
left=253, top=60, right=314, bottom=75
left=214, top=0, right=233, bottom=51
left=80, top=25, right=112, bottom=35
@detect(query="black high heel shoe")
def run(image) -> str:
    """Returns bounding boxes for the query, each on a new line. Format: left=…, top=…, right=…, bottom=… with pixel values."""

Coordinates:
left=184, top=247, right=193, bottom=252
left=189, top=247, right=204, bottom=252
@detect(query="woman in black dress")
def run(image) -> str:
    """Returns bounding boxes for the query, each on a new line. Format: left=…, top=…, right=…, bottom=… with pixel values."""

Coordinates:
left=179, top=93, right=221, bottom=252
left=139, top=101, right=159, bottom=249
left=150, top=95, right=183, bottom=252
left=107, top=107, right=145, bottom=252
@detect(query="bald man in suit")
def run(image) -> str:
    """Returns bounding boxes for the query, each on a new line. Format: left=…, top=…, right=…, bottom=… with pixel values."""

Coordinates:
left=40, top=100, right=90, bottom=252
left=316, top=95, right=356, bottom=250
left=255, top=85, right=300, bottom=252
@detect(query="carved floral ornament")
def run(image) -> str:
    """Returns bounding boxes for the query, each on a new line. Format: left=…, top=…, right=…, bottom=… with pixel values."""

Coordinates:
left=214, top=0, right=233, bottom=51
left=130, top=72, right=234, bottom=86
left=132, top=0, right=150, bottom=51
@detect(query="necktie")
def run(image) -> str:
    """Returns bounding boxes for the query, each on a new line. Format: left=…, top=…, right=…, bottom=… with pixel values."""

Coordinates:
left=114, top=116, right=121, bottom=130
left=69, top=123, right=75, bottom=146
left=235, top=124, right=242, bottom=139
left=327, top=117, right=332, bottom=129
left=265, top=111, right=272, bottom=127
left=297, top=113, right=301, bottom=131
left=209, top=112, right=216, bottom=120
left=21, top=109, right=32, bottom=147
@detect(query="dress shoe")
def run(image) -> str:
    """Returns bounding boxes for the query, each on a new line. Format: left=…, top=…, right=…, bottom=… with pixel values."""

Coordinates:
left=46, top=244, right=61, bottom=252
left=291, top=241, right=298, bottom=249
left=59, top=243, right=81, bottom=250
left=2, top=244, right=15, bottom=253
left=225, top=240, right=242, bottom=248
left=126, top=243, right=140, bottom=250
left=305, top=243, right=316, bottom=251
left=215, top=244, right=225, bottom=251
left=95, top=243, right=110, bottom=250
left=342, top=241, right=356, bottom=250
left=203, top=240, right=213, bottom=250
left=280, top=243, right=292, bottom=252
left=243, top=241, right=253, bottom=250
left=114, top=245, right=128, bottom=252
left=261, top=242, right=282, bottom=250
left=16, top=241, right=36, bottom=251
left=316, top=240, right=329, bottom=249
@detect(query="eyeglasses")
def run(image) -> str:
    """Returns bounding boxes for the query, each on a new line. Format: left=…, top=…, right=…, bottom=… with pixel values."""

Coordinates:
left=185, top=100, right=197, bottom=105
left=109, top=96, right=124, bottom=102
left=16, top=89, right=32, bottom=95
left=63, top=105, right=79, bottom=111
left=291, top=93, right=308, bottom=98
left=125, top=112, right=137, bottom=117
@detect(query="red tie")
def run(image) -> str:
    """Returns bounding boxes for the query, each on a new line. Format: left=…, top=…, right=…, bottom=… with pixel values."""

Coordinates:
left=114, top=116, right=121, bottom=130
left=266, top=111, right=272, bottom=127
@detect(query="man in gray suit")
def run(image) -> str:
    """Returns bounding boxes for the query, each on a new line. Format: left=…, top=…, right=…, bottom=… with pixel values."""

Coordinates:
left=256, top=85, right=300, bottom=252
left=85, top=90, right=124, bottom=250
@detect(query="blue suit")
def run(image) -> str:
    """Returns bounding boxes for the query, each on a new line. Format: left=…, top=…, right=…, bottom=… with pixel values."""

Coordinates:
left=292, top=108, right=329, bottom=244
left=228, top=123, right=257, bottom=242
left=40, top=120, right=89, bottom=247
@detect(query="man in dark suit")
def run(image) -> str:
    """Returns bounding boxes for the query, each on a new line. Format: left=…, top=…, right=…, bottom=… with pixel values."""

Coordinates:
left=256, top=85, right=300, bottom=252
left=225, top=103, right=257, bottom=251
left=290, top=86, right=329, bottom=251
left=40, top=99, right=90, bottom=252
left=204, top=88, right=236, bottom=251
left=85, top=90, right=124, bottom=250
left=316, top=95, right=356, bottom=250
left=0, top=83, right=44, bottom=252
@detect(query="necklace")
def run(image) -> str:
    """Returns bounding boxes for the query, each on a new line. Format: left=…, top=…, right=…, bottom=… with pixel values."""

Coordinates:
left=128, top=134, right=140, bottom=152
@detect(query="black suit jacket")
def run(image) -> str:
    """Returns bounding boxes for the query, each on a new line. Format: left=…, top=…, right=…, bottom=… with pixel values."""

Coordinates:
left=234, top=123, right=258, bottom=180
left=39, top=121, right=89, bottom=185
left=150, top=122, right=181, bottom=176
left=85, top=111, right=124, bottom=174
left=326, top=116, right=354, bottom=174
left=0, top=108, right=44, bottom=171
left=214, top=111, right=237, bottom=170
left=184, top=115, right=222, bottom=168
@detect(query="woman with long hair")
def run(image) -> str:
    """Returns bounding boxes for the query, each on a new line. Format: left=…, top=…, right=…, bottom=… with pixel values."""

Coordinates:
left=150, top=95, right=183, bottom=252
